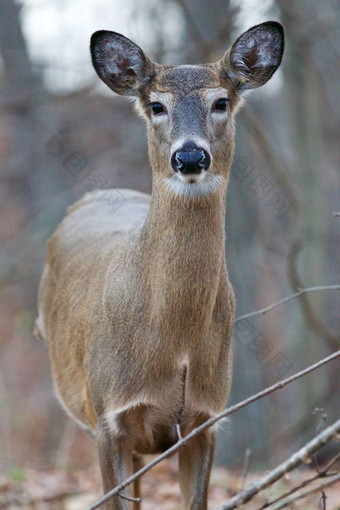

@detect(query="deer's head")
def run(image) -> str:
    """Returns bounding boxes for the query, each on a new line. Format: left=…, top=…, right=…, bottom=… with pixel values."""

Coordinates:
left=91, top=22, right=284, bottom=198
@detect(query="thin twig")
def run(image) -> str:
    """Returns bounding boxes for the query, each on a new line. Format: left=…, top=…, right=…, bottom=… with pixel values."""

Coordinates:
left=176, top=423, right=183, bottom=441
left=216, top=419, right=340, bottom=510
left=234, top=285, right=340, bottom=323
left=55, top=418, right=77, bottom=469
left=239, top=448, right=251, bottom=491
left=322, top=451, right=340, bottom=472
left=320, top=490, right=327, bottom=510
left=269, top=474, right=340, bottom=510
left=118, top=492, right=141, bottom=503
left=88, top=350, right=340, bottom=510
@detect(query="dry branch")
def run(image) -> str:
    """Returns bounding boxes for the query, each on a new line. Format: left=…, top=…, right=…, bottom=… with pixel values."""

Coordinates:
left=268, top=474, right=340, bottom=510
left=216, top=418, right=340, bottom=510
left=88, top=349, right=340, bottom=510
left=288, top=240, right=340, bottom=351
left=240, top=108, right=339, bottom=351
left=234, top=285, right=340, bottom=323
left=257, top=452, right=340, bottom=510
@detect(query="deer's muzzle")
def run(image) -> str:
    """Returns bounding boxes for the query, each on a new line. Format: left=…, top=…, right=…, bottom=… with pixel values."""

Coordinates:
left=171, top=142, right=211, bottom=175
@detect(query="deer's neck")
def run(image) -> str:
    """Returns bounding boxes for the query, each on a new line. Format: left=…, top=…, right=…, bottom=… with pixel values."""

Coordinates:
left=141, top=181, right=227, bottom=342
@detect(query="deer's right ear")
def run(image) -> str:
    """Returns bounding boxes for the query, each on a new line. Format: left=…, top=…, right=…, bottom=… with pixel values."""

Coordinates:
left=90, top=30, right=155, bottom=96
left=222, top=21, right=284, bottom=92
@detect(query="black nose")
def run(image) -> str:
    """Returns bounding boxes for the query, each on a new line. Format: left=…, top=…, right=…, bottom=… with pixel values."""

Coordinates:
left=171, top=144, right=211, bottom=174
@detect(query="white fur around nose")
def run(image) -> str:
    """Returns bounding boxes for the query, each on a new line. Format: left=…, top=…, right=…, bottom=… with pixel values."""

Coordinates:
left=165, top=174, right=227, bottom=198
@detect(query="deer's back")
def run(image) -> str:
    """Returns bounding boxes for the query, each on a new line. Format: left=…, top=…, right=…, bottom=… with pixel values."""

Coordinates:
left=53, top=188, right=150, bottom=251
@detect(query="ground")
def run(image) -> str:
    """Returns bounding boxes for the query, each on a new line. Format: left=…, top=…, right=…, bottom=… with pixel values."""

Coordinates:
left=1, top=459, right=339, bottom=509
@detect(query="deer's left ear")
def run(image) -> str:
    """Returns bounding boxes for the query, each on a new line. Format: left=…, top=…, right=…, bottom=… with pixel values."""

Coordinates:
left=90, top=30, right=155, bottom=96
left=222, top=21, right=284, bottom=91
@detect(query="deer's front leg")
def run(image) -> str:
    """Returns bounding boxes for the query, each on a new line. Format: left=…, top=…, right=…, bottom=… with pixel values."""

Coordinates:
left=96, top=417, right=133, bottom=510
left=178, top=428, right=216, bottom=510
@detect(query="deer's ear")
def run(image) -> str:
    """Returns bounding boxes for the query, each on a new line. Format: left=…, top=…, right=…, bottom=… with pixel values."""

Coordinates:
left=90, top=30, right=155, bottom=96
left=223, top=21, right=284, bottom=92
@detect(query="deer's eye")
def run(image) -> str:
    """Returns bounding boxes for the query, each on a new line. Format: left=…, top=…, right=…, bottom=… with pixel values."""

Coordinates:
left=213, top=98, right=230, bottom=112
left=148, top=102, right=166, bottom=115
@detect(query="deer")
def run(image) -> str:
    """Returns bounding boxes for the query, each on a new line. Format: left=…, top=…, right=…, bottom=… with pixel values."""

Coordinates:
left=35, top=21, right=284, bottom=510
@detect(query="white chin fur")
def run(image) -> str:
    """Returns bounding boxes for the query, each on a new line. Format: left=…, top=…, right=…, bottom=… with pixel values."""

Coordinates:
left=165, top=173, right=226, bottom=198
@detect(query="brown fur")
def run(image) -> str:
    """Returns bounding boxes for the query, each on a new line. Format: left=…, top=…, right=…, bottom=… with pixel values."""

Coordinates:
left=36, top=22, right=284, bottom=510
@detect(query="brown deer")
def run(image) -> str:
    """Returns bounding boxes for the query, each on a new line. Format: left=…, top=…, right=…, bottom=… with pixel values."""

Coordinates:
left=35, top=21, right=284, bottom=510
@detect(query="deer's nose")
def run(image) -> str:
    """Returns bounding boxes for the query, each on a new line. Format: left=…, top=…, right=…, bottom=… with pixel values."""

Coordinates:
left=171, top=145, right=211, bottom=175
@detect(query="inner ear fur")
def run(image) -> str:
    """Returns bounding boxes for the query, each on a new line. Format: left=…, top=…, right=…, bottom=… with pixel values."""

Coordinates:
left=90, top=30, right=156, bottom=96
left=221, top=21, right=284, bottom=92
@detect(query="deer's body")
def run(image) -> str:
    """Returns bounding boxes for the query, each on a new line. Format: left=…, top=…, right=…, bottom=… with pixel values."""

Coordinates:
left=36, top=22, right=284, bottom=509
left=39, top=185, right=233, bottom=443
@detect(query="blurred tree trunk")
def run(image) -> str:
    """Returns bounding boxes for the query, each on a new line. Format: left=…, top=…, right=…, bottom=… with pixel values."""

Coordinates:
left=1, top=0, right=45, bottom=209
left=0, top=0, right=42, bottom=102
left=0, top=1, right=74, bottom=462
left=278, top=0, right=332, bottom=408
left=0, top=0, right=71, bottom=215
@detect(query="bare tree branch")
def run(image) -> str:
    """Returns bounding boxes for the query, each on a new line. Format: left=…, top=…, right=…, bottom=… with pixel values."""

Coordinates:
left=234, top=285, right=340, bottom=323
left=288, top=240, right=340, bottom=351
left=216, top=419, right=340, bottom=510
left=88, top=350, right=340, bottom=510
left=241, top=107, right=340, bottom=351
left=268, top=474, right=340, bottom=510
left=322, top=451, right=340, bottom=472
left=257, top=452, right=340, bottom=510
